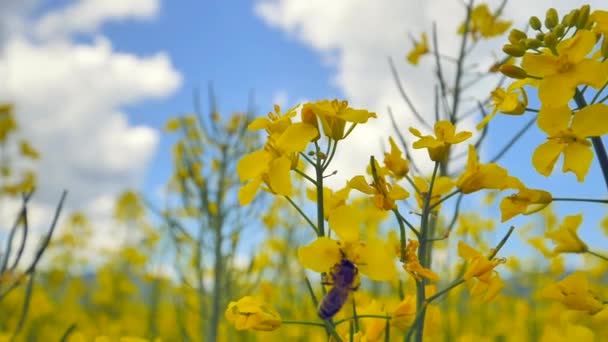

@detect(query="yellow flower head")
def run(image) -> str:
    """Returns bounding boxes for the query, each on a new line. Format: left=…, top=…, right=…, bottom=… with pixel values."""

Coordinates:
left=298, top=204, right=397, bottom=282
left=225, top=296, right=282, bottom=331
left=499, top=188, right=552, bottom=222
left=402, top=239, right=439, bottom=282
left=533, top=104, right=608, bottom=182
left=301, top=100, right=376, bottom=140
left=457, top=145, right=523, bottom=194
left=391, top=295, right=416, bottom=330
left=458, top=4, right=511, bottom=40
left=407, top=32, right=429, bottom=65
left=458, top=241, right=505, bottom=302
left=546, top=213, right=588, bottom=254
left=477, top=80, right=529, bottom=130
left=522, top=30, right=608, bottom=107
left=383, top=137, right=409, bottom=179
left=413, top=176, right=454, bottom=211
left=541, top=272, right=604, bottom=315
left=349, top=167, right=409, bottom=211
left=410, top=121, right=472, bottom=162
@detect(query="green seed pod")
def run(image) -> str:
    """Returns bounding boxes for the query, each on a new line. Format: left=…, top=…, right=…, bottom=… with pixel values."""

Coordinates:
left=544, top=32, right=557, bottom=48
left=509, top=29, right=527, bottom=44
left=503, top=44, right=527, bottom=57
left=577, top=5, right=590, bottom=29
left=564, top=10, right=579, bottom=27
left=525, top=38, right=542, bottom=50
left=500, top=65, right=528, bottom=79
left=529, top=16, right=542, bottom=30
left=545, top=8, right=559, bottom=29
left=553, top=24, right=566, bottom=38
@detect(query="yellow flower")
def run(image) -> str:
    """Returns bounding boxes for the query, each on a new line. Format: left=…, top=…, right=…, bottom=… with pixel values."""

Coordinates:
left=477, top=80, right=529, bottom=130
left=402, top=239, right=439, bottom=282
left=546, top=214, right=588, bottom=254
left=225, top=296, right=282, bottom=331
left=383, top=137, right=409, bottom=179
left=301, top=100, right=376, bottom=140
left=521, top=30, right=608, bottom=107
left=237, top=105, right=318, bottom=205
left=458, top=241, right=505, bottom=302
left=541, top=272, right=604, bottom=315
left=458, top=4, right=511, bottom=40
left=349, top=170, right=409, bottom=211
left=358, top=300, right=387, bottom=340
left=306, top=186, right=351, bottom=220
left=456, top=145, right=522, bottom=194
left=499, top=188, right=552, bottom=222
left=413, top=176, right=454, bottom=211
left=532, top=104, right=608, bottom=182
left=410, top=121, right=472, bottom=162
left=391, top=295, right=416, bottom=330
left=298, top=204, right=397, bottom=281
left=19, top=140, right=40, bottom=159
left=406, top=33, right=429, bottom=65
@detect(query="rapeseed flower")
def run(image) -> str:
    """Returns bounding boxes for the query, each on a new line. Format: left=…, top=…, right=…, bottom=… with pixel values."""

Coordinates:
left=410, top=121, right=472, bottom=162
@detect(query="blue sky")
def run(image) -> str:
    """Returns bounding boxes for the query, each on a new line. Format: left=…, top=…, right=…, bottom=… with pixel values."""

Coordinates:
left=1, top=0, right=607, bottom=268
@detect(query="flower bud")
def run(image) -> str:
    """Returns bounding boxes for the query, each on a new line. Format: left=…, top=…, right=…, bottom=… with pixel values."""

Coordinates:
left=525, top=38, right=542, bottom=50
left=536, top=32, right=545, bottom=41
left=553, top=24, right=565, bottom=38
left=543, top=32, right=557, bottom=48
left=545, top=8, right=559, bottom=29
left=500, top=65, right=528, bottom=79
left=577, top=5, right=590, bottom=29
left=502, top=44, right=527, bottom=57
left=508, top=29, right=527, bottom=44
left=564, top=9, right=579, bottom=27
left=529, top=16, right=542, bottom=30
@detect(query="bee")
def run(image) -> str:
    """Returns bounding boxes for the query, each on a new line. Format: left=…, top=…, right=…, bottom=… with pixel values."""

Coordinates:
left=318, top=258, right=359, bottom=319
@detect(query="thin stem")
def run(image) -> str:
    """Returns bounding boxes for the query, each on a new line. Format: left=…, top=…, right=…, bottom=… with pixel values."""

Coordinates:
left=388, top=57, right=432, bottom=130
left=294, top=168, right=318, bottom=186
left=587, top=250, right=608, bottom=261
left=284, top=195, right=318, bottom=234
left=282, top=320, right=327, bottom=328
left=315, top=142, right=326, bottom=237
left=333, top=315, right=392, bottom=326
left=428, top=189, right=461, bottom=212
left=489, top=116, right=536, bottom=163
left=552, top=197, right=608, bottom=204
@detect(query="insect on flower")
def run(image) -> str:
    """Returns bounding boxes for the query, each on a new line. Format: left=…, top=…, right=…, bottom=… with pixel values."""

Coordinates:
left=318, top=257, right=360, bottom=319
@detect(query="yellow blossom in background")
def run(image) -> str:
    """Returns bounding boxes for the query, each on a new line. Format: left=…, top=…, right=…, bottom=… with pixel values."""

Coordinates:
left=0, top=103, right=17, bottom=143
left=500, top=187, right=552, bottom=222
left=225, top=296, right=281, bottom=331
left=358, top=300, right=387, bottom=340
left=541, top=272, right=604, bottom=315
left=521, top=30, right=608, bottom=107
left=306, top=186, right=351, bottom=220
left=349, top=161, right=409, bottom=210
left=406, top=32, right=429, bottom=65
left=458, top=241, right=505, bottom=302
left=458, top=4, right=511, bottom=40
left=19, top=140, right=40, bottom=159
left=546, top=214, right=588, bottom=254
left=457, top=145, right=522, bottom=194
left=391, top=295, right=416, bottom=330
left=413, top=176, right=454, bottom=211
left=402, top=239, right=439, bottom=282
left=477, top=80, right=529, bottom=130
left=301, top=99, right=376, bottom=140
left=410, top=121, right=472, bottom=162
left=532, top=104, right=608, bottom=182
left=383, top=137, right=409, bottom=179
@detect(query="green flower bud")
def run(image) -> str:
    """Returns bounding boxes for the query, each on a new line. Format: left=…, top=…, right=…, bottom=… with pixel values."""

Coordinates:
left=553, top=24, right=565, bottom=38
left=509, top=29, right=527, bottom=44
left=577, top=5, right=590, bottom=29
left=536, top=32, right=545, bottom=41
left=502, top=44, right=527, bottom=57
left=564, top=10, right=579, bottom=27
left=500, top=65, right=528, bottom=79
left=544, top=32, right=557, bottom=48
left=529, top=16, right=542, bottom=30
left=525, top=38, right=542, bottom=50
left=545, top=8, right=559, bottom=29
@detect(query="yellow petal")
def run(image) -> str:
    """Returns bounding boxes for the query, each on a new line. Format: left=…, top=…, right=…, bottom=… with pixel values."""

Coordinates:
left=556, top=30, right=597, bottom=63
left=450, top=131, right=473, bottom=144
left=248, top=117, right=271, bottom=131
left=268, top=156, right=293, bottom=195
left=238, top=178, right=262, bottom=205
left=571, top=104, right=608, bottom=137
left=297, top=237, right=341, bottom=272
left=522, top=53, right=558, bottom=77
left=532, top=140, right=564, bottom=177
left=457, top=241, right=481, bottom=259
left=537, top=105, right=570, bottom=136
left=356, top=239, right=397, bottom=281
left=328, top=205, right=361, bottom=243
left=538, top=74, right=576, bottom=107
left=562, top=143, right=593, bottom=182
left=348, top=175, right=375, bottom=194
left=237, top=150, right=271, bottom=181
left=276, top=122, right=318, bottom=153
left=573, top=59, right=608, bottom=89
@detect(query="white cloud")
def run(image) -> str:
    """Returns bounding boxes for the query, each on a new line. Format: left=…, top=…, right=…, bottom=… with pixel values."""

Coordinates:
left=35, top=0, right=159, bottom=39
left=254, top=0, right=605, bottom=186
left=0, top=0, right=181, bottom=264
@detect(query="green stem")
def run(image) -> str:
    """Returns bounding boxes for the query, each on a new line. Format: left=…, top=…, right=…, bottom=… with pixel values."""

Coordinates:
left=282, top=320, right=327, bottom=328
left=333, top=314, right=392, bottom=326
left=587, top=250, right=608, bottom=261
left=284, top=195, right=318, bottom=234
left=552, top=197, right=608, bottom=204
left=294, top=168, right=318, bottom=186
left=428, top=189, right=461, bottom=212
left=315, top=142, right=326, bottom=237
